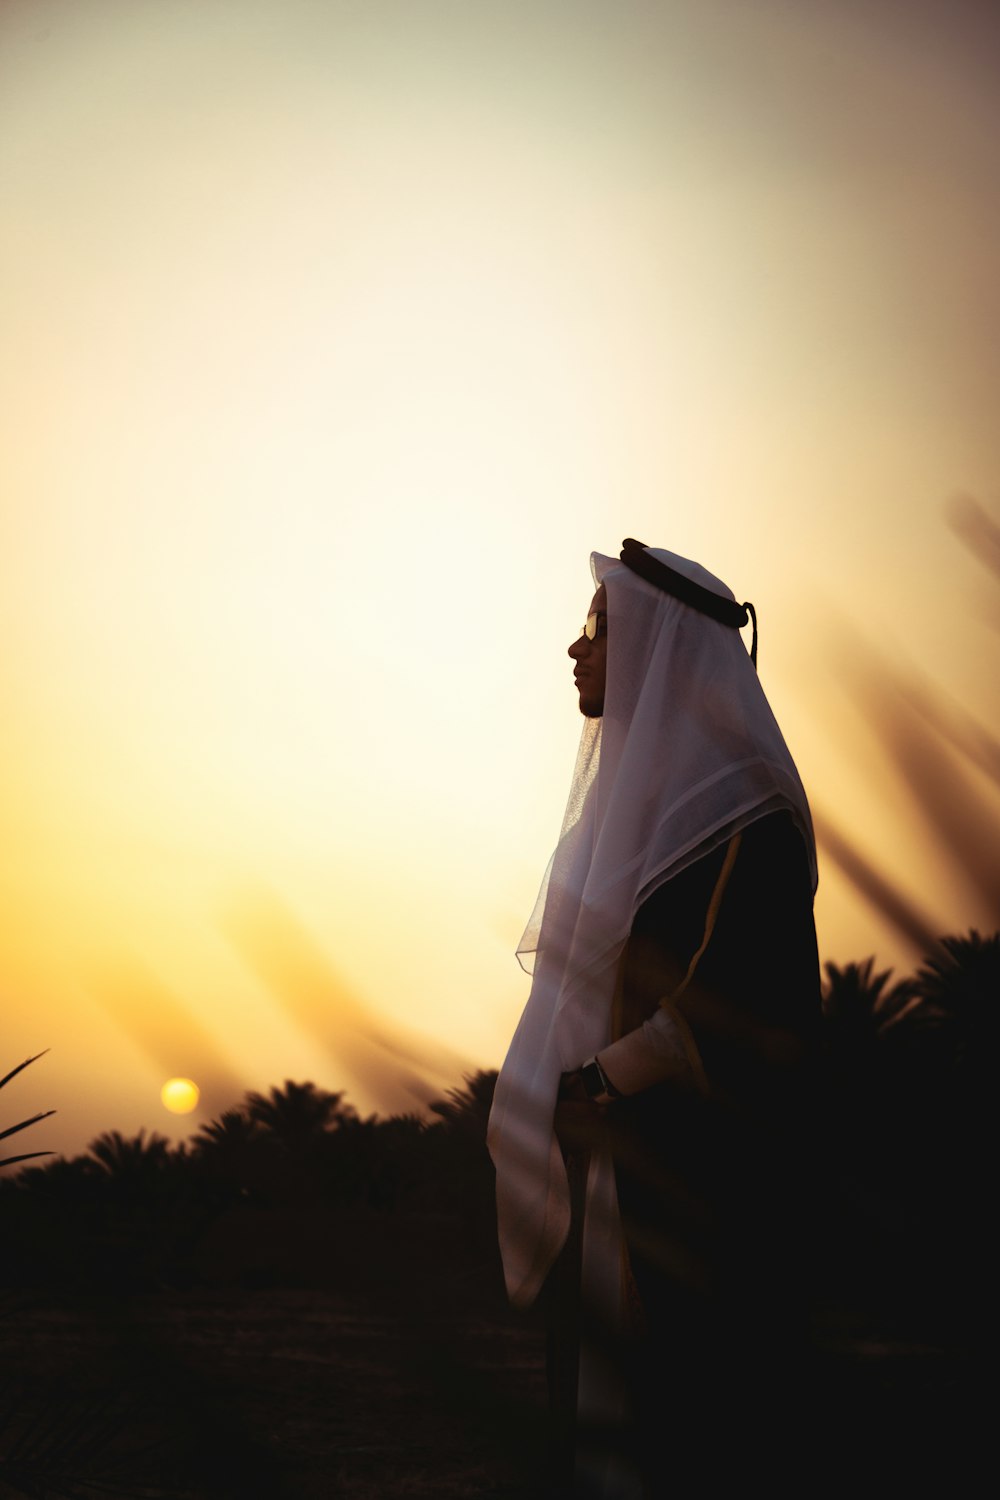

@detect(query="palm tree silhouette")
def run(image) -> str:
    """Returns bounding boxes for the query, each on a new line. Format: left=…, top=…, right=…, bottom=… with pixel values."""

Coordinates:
left=88, top=1128, right=172, bottom=1178
left=194, top=1108, right=266, bottom=1153
left=820, top=932, right=998, bottom=1334
left=190, top=1108, right=273, bottom=1209
left=822, top=958, right=919, bottom=1056
left=914, top=929, right=1000, bottom=1034
left=244, top=1080, right=354, bottom=1149
left=428, top=1070, right=498, bottom=1139
left=426, top=1071, right=500, bottom=1258
left=911, top=930, right=998, bottom=1205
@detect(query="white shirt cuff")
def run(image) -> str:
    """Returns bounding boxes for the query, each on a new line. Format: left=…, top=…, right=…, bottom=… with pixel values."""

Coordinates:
left=597, top=1005, right=705, bottom=1097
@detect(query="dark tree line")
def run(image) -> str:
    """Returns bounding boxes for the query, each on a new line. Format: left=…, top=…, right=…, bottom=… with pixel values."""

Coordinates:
left=818, top=930, right=997, bottom=1336
left=0, top=1071, right=502, bottom=1305
left=2, top=931, right=996, bottom=1336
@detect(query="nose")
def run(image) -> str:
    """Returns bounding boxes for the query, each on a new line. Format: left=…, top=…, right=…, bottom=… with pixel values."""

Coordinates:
left=568, top=632, right=588, bottom=660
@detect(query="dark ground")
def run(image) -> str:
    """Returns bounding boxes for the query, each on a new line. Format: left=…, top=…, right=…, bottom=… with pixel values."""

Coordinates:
left=0, top=1285, right=551, bottom=1499
left=0, top=1283, right=986, bottom=1499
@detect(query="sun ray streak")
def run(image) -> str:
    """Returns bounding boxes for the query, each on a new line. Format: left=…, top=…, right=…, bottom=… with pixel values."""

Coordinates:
left=221, top=883, right=477, bottom=1116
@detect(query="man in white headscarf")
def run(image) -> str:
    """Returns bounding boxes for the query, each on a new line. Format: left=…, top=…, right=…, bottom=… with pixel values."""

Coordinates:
left=487, top=540, right=820, bottom=1494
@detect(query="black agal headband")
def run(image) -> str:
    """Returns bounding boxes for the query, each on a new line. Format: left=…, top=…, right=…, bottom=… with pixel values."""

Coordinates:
left=619, top=538, right=758, bottom=668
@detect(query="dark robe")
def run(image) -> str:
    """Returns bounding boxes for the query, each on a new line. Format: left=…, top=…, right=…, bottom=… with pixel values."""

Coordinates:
left=609, top=809, right=822, bottom=1486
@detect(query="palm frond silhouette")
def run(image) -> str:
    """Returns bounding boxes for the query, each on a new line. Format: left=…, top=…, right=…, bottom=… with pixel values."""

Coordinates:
left=819, top=499, right=1000, bottom=957
left=0, top=1050, right=55, bottom=1170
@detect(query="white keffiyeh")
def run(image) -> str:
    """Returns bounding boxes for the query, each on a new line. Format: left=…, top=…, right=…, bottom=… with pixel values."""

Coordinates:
left=487, top=545, right=816, bottom=1309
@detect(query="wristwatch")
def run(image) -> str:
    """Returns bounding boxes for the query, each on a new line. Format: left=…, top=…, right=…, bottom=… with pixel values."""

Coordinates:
left=580, top=1056, right=622, bottom=1103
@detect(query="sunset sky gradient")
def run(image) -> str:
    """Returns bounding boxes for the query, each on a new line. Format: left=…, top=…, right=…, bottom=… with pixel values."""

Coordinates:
left=2, top=0, right=998, bottom=1155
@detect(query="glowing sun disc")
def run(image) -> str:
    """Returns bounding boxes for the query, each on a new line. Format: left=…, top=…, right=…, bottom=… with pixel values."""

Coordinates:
left=161, top=1077, right=200, bottom=1114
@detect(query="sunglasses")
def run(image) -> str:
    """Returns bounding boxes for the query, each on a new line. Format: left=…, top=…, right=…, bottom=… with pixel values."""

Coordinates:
left=580, top=611, right=607, bottom=641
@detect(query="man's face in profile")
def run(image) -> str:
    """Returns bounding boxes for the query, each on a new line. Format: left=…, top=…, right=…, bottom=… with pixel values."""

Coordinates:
left=568, top=584, right=607, bottom=717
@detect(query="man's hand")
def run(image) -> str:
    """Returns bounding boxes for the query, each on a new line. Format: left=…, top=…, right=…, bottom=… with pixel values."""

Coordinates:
left=554, top=1069, right=606, bottom=1153
left=558, top=1068, right=590, bottom=1103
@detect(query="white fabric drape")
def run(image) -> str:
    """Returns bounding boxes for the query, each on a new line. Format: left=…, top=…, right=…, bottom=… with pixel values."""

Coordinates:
left=487, top=546, right=816, bottom=1310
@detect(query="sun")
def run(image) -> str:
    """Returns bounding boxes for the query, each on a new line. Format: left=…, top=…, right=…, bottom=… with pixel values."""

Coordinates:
left=160, top=1077, right=200, bottom=1114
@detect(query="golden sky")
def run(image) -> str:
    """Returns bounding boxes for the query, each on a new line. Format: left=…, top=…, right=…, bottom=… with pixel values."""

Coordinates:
left=2, top=0, right=998, bottom=1156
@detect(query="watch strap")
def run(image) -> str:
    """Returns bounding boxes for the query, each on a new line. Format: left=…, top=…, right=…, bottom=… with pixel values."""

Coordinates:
left=581, top=1056, right=621, bottom=1101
